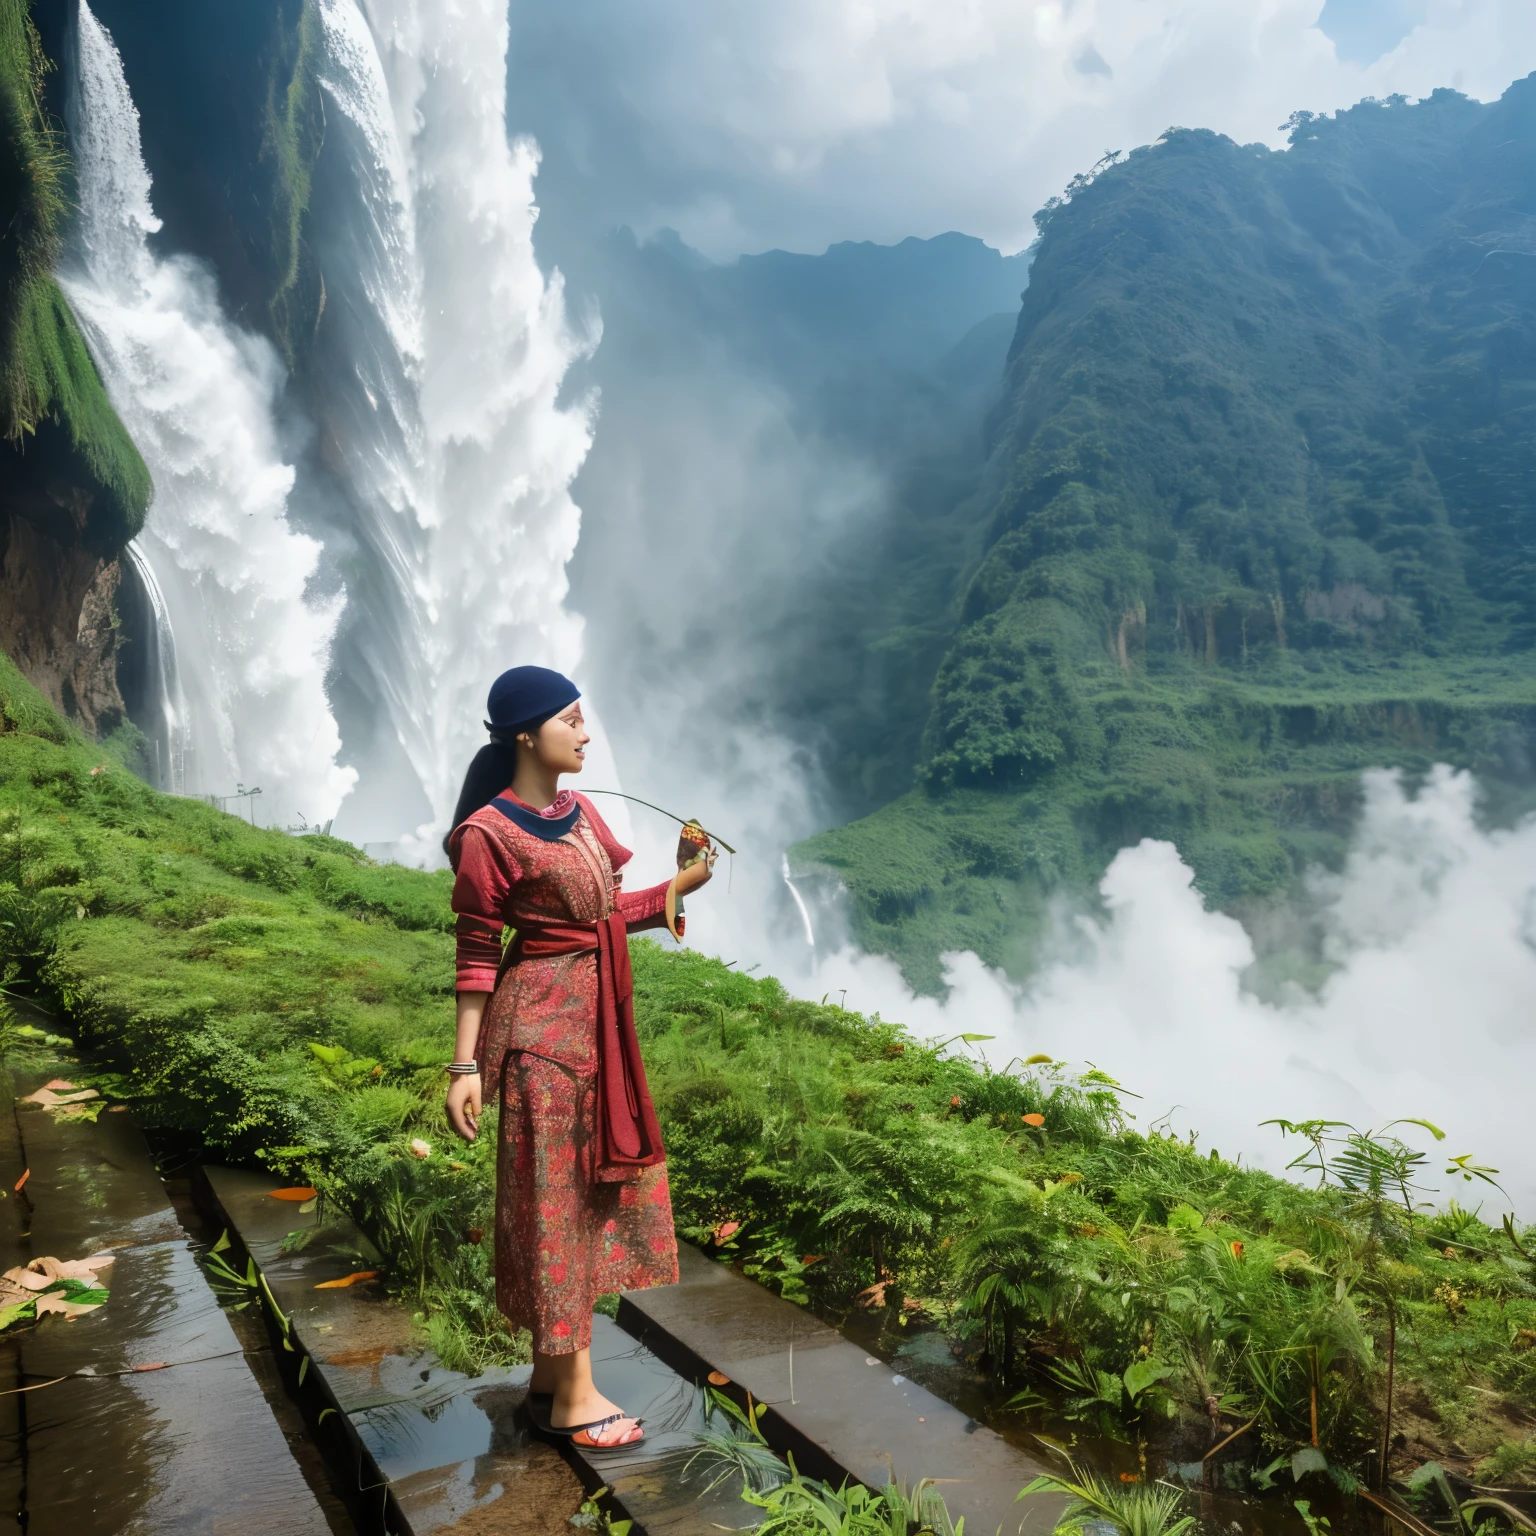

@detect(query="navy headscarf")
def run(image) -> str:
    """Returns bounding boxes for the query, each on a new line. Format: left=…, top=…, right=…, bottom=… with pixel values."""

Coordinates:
left=446, top=667, right=581, bottom=852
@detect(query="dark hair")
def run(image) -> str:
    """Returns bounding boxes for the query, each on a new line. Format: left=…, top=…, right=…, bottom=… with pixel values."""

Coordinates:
left=444, top=739, right=519, bottom=857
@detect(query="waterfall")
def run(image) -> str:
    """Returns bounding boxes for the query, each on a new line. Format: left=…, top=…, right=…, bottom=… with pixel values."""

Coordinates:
left=121, top=541, right=188, bottom=794
left=61, top=2, right=354, bottom=830
left=781, top=854, right=817, bottom=952
left=309, top=0, right=610, bottom=859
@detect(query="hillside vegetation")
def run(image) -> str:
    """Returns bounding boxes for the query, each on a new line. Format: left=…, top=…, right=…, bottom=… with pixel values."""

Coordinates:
left=2, top=656, right=1534, bottom=1508
left=1, top=0, right=149, bottom=540
left=798, top=85, right=1536, bottom=991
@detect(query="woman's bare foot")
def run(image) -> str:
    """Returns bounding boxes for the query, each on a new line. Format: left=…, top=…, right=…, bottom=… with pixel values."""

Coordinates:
left=550, top=1382, right=621, bottom=1428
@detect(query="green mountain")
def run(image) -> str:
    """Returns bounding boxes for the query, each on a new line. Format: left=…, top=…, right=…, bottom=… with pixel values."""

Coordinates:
left=798, top=84, right=1536, bottom=993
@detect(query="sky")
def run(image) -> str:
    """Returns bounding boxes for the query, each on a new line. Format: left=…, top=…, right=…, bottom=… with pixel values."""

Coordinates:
left=506, top=0, right=1536, bottom=261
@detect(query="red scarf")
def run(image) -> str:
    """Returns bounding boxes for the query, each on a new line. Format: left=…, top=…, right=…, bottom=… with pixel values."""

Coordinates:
left=509, top=913, right=665, bottom=1182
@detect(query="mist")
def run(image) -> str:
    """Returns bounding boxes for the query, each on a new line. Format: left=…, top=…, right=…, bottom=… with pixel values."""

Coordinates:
left=662, top=764, right=1536, bottom=1216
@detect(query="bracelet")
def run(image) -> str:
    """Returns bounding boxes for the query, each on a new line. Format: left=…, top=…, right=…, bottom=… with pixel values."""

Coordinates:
left=447, top=1061, right=480, bottom=1075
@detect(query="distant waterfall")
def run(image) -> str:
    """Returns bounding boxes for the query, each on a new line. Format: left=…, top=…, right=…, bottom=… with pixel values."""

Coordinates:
left=121, top=542, right=187, bottom=794
left=61, top=2, right=354, bottom=829
left=310, top=0, right=603, bottom=858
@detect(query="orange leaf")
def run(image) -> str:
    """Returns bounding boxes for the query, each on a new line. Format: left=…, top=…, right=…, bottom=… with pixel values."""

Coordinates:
left=1229, top=1240, right=1244, bottom=1260
left=269, top=1187, right=319, bottom=1202
left=314, top=1270, right=380, bottom=1289
left=712, top=1219, right=741, bottom=1244
left=13, top=1169, right=28, bottom=1193
left=1022, top=1113, right=1046, bottom=1127
left=707, top=1370, right=731, bottom=1386
left=949, top=1096, right=961, bottom=1109
left=1120, top=1472, right=1140, bottom=1483
left=132, top=1362, right=169, bottom=1372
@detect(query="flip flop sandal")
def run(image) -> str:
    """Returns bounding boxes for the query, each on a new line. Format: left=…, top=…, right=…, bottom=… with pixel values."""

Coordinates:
left=564, top=1412, right=645, bottom=1452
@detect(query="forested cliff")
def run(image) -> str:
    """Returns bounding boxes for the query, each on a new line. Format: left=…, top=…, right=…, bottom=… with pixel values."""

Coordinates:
left=0, top=0, right=148, bottom=733
left=800, top=84, right=1536, bottom=991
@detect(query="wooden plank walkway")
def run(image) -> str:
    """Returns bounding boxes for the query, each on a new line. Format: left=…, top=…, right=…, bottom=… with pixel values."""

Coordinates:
left=0, top=1073, right=340, bottom=1536
left=197, top=1164, right=758, bottom=1536
left=619, top=1245, right=1065, bottom=1535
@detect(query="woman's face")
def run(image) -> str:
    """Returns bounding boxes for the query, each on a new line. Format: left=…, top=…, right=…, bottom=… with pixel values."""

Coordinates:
left=529, top=702, right=589, bottom=775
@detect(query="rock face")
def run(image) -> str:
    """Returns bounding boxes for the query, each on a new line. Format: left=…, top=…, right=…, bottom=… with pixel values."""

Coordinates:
left=0, top=424, right=128, bottom=737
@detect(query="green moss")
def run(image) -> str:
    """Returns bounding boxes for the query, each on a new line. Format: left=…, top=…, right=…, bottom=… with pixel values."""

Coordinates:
left=262, top=0, right=324, bottom=363
left=0, top=0, right=149, bottom=540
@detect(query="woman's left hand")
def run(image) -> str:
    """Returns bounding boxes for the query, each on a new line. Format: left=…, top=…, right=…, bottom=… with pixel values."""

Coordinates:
left=675, top=851, right=715, bottom=896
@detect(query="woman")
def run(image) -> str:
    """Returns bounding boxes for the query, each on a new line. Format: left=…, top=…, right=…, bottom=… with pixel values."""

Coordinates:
left=444, top=665, right=712, bottom=1451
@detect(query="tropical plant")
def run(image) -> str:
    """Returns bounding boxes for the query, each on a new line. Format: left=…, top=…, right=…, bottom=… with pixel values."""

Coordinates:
left=740, top=1458, right=962, bottom=1536
left=1015, top=1462, right=1196, bottom=1536
left=1266, top=1117, right=1504, bottom=1486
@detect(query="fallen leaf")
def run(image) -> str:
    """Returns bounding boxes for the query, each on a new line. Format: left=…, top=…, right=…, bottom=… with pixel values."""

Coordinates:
left=268, top=1187, right=320, bottom=1202
left=13, top=1170, right=28, bottom=1192
left=298, top=1198, right=318, bottom=1213
left=408, top=1138, right=431, bottom=1159
left=34, top=1292, right=103, bottom=1319
left=465, top=1227, right=484, bottom=1245
left=800, top=1254, right=824, bottom=1266
left=1022, top=1113, right=1046, bottom=1127
left=1120, top=1472, right=1140, bottom=1483
left=712, top=1219, right=740, bottom=1244
left=949, top=1096, right=962, bottom=1109
left=131, top=1362, right=168, bottom=1372
left=3, top=1267, right=55, bottom=1292
left=0, top=1300, right=34, bottom=1331
left=42, top=1079, right=77, bottom=1091
left=27, top=1255, right=111, bottom=1284
left=313, top=1270, right=380, bottom=1289
left=21, top=1087, right=99, bottom=1108
left=707, top=1370, right=731, bottom=1386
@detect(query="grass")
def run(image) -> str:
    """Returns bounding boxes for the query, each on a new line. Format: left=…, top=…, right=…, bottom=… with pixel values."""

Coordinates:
left=1, top=649, right=1533, bottom=1504
left=0, top=0, right=150, bottom=539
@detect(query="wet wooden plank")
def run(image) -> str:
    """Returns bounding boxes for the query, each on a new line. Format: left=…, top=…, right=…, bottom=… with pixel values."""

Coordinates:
left=199, top=1164, right=758, bottom=1535
left=618, top=1244, right=1063, bottom=1535
left=0, top=1075, right=335, bottom=1536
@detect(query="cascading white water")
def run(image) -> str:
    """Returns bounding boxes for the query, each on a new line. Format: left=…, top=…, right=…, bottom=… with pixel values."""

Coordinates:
left=121, top=541, right=188, bottom=794
left=310, top=0, right=615, bottom=859
left=60, top=2, right=354, bottom=830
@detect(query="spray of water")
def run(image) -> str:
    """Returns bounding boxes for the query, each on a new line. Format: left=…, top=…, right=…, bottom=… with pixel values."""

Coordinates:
left=764, top=767, right=1536, bottom=1213
left=308, top=0, right=619, bottom=857
left=62, top=2, right=353, bottom=829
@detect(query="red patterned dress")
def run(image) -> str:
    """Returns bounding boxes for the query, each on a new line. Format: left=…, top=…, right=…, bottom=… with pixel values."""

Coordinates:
left=448, top=790, right=679, bottom=1354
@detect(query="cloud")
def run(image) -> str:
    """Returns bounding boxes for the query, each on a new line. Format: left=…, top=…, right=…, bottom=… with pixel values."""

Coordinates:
left=508, top=0, right=1536, bottom=258
left=745, top=766, right=1536, bottom=1215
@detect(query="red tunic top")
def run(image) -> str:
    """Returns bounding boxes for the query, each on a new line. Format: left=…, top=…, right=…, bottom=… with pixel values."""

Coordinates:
left=445, top=787, right=680, bottom=1353
left=449, top=789, right=670, bottom=992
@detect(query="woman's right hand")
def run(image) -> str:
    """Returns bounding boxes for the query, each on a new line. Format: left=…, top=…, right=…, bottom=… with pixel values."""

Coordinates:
left=446, top=1072, right=482, bottom=1141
